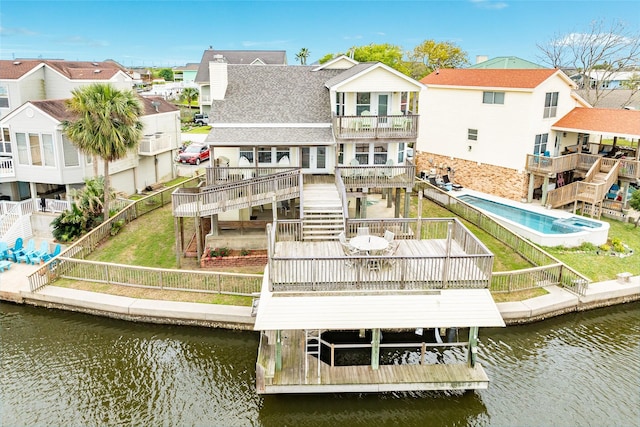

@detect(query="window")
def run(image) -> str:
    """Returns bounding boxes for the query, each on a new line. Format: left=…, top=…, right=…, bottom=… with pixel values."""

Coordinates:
left=62, top=136, right=79, bottom=167
left=239, top=149, right=254, bottom=163
left=543, top=92, right=558, bottom=118
left=355, top=143, right=369, bottom=165
left=257, top=147, right=272, bottom=164
left=1, top=128, right=11, bottom=154
left=338, top=143, right=344, bottom=164
left=356, top=92, right=370, bottom=116
left=42, top=134, right=55, bottom=166
left=373, top=143, right=388, bottom=165
left=29, top=133, right=41, bottom=165
left=16, top=133, right=28, bottom=164
left=483, top=91, right=504, bottom=104
left=0, top=86, right=8, bottom=109
left=335, top=92, right=345, bottom=116
left=534, top=133, right=548, bottom=154
left=15, top=132, right=56, bottom=166
left=397, top=142, right=405, bottom=164
left=276, top=148, right=290, bottom=162
left=468, top=129, right=478, bottom=141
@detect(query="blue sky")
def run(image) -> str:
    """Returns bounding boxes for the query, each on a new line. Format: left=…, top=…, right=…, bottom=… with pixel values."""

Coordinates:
left=1, top=0, right=638, bottom=67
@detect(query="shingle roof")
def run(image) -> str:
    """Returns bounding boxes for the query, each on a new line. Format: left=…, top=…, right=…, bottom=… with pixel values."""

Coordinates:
left=575, top=89, right=640, bottom=110
left=195, top=49, right=287, bottom=82
left=209, top=65, right=343, bottom=123
left=420, top=68, right=560, bottom=89
left=552, top=107, right=640, bottom=137
left=323, top=62, right=378, bottom=87
left=0, top=59, right=127, bottom=80
left=29, top=95, right=176, bottom=122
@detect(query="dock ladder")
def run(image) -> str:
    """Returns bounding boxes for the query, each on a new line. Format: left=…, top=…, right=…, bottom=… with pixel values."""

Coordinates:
left=304, top=329, right=322, bottom=383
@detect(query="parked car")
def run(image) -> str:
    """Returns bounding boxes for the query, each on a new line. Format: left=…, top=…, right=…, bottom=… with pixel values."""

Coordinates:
left=193, top=113, right=209, bottom=126
left=177, top=143, right=210, bottom=165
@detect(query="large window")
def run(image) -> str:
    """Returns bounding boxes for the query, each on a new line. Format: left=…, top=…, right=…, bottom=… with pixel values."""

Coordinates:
left=16, top=133, right=28, bottom=165
left=355, top=143, right=369, bottom=164
left=239, top=149, right=254, bottom=163
left=276, top=148, right=290, bottom=163
left=1, top=128, right=11, bottom=155
left=62, top=136, right=79, bottom=167
left=373, top=143, right=388, bottom=165
left=543, top=92, right=558, bottom=118
left=483, top=91, right=504, bottom=104
left=534, top=133, right=548, bottom=154
left=356, top=92, right=370, bottom=116
left=257, top=147, right=271, bottom=164
left=16, top=132, right=56, bottom=166
left=0, top=86, right=8, bottom=109
left=335, top=92, right=345, bottom=116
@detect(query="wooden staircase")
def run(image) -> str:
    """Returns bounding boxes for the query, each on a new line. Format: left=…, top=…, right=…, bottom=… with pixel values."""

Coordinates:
left=301, top=183, right=345, bottom=241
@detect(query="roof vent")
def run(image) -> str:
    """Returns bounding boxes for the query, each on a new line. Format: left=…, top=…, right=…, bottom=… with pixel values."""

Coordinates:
left=13, top=61, right=21, bottom=65
left=94, top=69, right=101, bottom=73
left=92, top=62, right=99, bottom=66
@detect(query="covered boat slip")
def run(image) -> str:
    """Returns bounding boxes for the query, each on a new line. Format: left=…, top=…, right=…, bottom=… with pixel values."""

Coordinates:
left=254, top=287, right=505, bottom=394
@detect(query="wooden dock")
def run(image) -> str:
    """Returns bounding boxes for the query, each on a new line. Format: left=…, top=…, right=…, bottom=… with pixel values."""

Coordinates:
left=256, top=330, right=490, bottom=394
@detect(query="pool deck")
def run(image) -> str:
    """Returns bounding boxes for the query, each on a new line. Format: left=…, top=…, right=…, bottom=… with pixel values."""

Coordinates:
left=1, top=261, right=638, bottom=327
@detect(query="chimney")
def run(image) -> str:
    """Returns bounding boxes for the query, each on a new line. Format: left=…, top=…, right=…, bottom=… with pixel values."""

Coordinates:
left=209, top=54, right=228, bottom=100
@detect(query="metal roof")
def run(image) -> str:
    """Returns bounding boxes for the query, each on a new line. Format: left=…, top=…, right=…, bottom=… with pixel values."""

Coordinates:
left=254, top=288, right=505, bottom=330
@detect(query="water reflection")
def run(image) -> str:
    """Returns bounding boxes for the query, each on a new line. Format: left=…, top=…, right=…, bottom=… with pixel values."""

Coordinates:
left=1, top=302, right=638, bottom=427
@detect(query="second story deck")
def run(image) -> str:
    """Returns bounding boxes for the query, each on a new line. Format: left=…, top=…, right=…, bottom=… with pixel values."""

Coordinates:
left=526, top=152, right=640, bottom=181
left=332, top=114, right=419, bottom=140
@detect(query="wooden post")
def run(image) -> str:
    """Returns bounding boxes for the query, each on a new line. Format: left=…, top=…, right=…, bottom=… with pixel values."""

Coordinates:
left=275, top=329, right=282, bottom=371
left=442, top=221, right=453, bottom=286
left=541, top=175, right=550, bottom=206
left=404, top=187, right=411, bottom=218
left=468, top=326, right=479, bottom=367
left=362, top=189, right=368, bottom=218
left=195, top=216, right=202, bottom=262
left=174, top=217, right=182, bottom=268
left=417, top=191, right=423, bottom=238
left=386, top=187, right=393, bottom=208
left=394, top=188, right=401, bottom=218
left=371, top=328, right=380, bottom=370
left=527, top=172, right=535, bottom=203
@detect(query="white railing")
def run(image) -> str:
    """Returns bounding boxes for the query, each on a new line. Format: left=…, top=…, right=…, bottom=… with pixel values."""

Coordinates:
left=138, top=133, right=174, bottom=155
left=0, top=157, right=15, bottom=178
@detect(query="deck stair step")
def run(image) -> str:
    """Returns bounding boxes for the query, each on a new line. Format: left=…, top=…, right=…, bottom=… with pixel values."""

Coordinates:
left=301, top=182, right=346, bottom=241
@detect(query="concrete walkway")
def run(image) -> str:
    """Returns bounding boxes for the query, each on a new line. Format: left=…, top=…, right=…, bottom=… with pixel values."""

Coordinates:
left=1, top=260, right=638, bottom=328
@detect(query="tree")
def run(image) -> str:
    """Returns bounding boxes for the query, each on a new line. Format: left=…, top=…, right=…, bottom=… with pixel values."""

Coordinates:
left=181, top=87, right=199, bottom=107
left=318, top=53, right=335, bottom=64
left=348, top=43, right=409, bottom=75
left=537, top=19, right=640, bottom=107
left=156, top=68, right=174, bottom=81
left=295, top=47, right=310, bottom=65
left=409, top=40, right=470, bottom=80
left=628, top=189, right=640, bottom=228
left=63, top=83, right=143, bottom=222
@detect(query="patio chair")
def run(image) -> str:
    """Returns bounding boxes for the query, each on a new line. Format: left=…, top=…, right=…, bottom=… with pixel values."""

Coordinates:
left=16, top=239, right=35, bottom=263
left=349, top=158, right=363, bottom=179
left=0, top=242, right=9, bottom=261
left=606, top=184, right=620, bottom=200
left=442, top=174, right=462, bottom=191
left=357, top=227, right=370, bottom=236
left=428, top=177, right=449, bottom=191
left=392, top=113, right=408, bottom=131
left=380, top=159, right=394, bottom=179
left=360, top=111, right=373, bottom=131
left=384, top=229, right=399, bottom=251
left=27, top=241, right=50, bottom=265
left=41, top=244, right=61, bottom=263
left=8, top=237, right=23, bottom=262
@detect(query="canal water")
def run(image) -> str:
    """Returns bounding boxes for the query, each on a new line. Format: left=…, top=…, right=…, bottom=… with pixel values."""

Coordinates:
left=1, top=302, right=638, bottom=427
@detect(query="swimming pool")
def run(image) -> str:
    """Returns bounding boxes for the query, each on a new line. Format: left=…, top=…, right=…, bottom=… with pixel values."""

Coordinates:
left=456, top=193, right=609, bottom=247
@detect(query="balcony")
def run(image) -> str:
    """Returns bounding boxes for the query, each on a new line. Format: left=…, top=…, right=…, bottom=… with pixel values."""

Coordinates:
left=526, top=152, right=640, bottom=180
left=0, top=156, right=15, bottom=178
left=332, top=114, right=419, bottom=140
left=138, top=133, right=175, bottom=156
left=335, top=162, right=416, bottom=189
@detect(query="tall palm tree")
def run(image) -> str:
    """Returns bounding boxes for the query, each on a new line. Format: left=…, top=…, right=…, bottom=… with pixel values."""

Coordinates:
left=63, top=83, right=143, bottom=222
left=181, top=87, right=199, bottom=107
left=295, top=48, right=310, bottom=65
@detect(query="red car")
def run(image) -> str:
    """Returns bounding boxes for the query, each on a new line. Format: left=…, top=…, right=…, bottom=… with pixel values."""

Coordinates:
left=177, top=143, right=210, bottom=165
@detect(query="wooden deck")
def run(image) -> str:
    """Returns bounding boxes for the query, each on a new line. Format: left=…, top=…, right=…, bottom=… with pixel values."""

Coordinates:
left=256, top=330, right=490, bottom=394
left=269, top=240, right=492, bottom=291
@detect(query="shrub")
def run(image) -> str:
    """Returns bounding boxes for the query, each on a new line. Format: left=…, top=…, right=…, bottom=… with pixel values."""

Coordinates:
left=240, top=249, right=250, bottom=256
left=599, top=244, right=611, bottom=252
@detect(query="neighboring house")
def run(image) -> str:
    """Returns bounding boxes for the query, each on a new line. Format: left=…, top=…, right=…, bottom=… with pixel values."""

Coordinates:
left=0, top=96, right=180, bottom=201
left=0, top=59, right=133, bottom=122
left=194, top=49, right=287, bottom=112
left=469, top=56, right=546, bottom=69
left=416, top=68, right=640, bottom=216
left=0, top=59, right=181, bottom=202
left=570, top=70, right=640, bottom=90
left=172, top=63, right=200, bottom=84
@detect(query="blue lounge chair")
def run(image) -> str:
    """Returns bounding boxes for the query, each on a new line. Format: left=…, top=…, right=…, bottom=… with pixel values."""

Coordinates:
left=16, top=239, right=35, bottom=263
left=0, top=260, right=11, bottom=272
left=41, top=244, right=61, bottom=263
left=27, top=241, right=50, bottom=265
left=8, top=238, right=23, bottom=262
left=0, top=242, right=9, bottom=261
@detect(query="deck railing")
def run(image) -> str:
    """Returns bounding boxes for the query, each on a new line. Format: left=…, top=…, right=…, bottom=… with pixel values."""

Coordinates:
left=172, top=169, right=301, bottom=218
left=526, top=153, right=578, bottom=174
left=416, top=179, right=590, bottom=296
left=35, top=257, right=262, bottom=296
left=332, top=114, right=419, bottom=139
left=526, top=152, right=640, bottom=181
left=138, top=133, right=175, bottom=155
left=205, top=166, right=299, bottom=186
left=335, top=162, right=415, bottom=189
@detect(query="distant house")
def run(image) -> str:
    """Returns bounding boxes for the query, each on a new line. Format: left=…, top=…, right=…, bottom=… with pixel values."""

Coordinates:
left=172, top=63, right=200, bottom=84
left=469, top=56, right=546, bottom=69
left=570, top=70, right=640, bottom=90
left=0, top=96, right=180, bottom=201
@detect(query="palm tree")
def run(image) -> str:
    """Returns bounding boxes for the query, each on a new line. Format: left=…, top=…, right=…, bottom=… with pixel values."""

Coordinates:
left=295, top=48, right=310, bottom=65
left=63, top=83, right=143, bottom=222
left=181, top=87, right=199, bottom=107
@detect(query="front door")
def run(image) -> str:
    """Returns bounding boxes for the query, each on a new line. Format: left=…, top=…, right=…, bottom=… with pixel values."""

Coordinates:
left=372, top=93, right=390, bottom=126
left=301, top=147, right=328, bottom=173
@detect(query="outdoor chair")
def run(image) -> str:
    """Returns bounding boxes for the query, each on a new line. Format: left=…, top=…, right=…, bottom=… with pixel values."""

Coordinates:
left=8, top=237, right=23, bottom=262
left=428, top=177, right=449, bottom=191
left=41, top=244, right=61, bottom=263
left=16, top=239, right=35, bottom=263
left=442, top=174, right=462, bottom=191
left=0, top=242, right=9, bottom=261
left=27, top=241, right=50, bottom=265
left=392, top=113, right=409, bottom=131
left=360, top=111, right=373, bottom=131
left=357, top=227, right=370, bottom=236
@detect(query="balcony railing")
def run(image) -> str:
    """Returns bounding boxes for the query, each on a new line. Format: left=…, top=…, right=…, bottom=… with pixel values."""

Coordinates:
left=332, top=114, right=419, bottom=139
left=526, top=152, right=640, bottom=180
left=139, top=133, right=174, bottom=155
left=335, top=162, right=415, bottom=189
left=0, top=156, right=15, bottom=178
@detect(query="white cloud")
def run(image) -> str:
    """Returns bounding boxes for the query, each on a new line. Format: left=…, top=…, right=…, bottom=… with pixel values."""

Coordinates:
left=0, top=26, right=38, bottom=36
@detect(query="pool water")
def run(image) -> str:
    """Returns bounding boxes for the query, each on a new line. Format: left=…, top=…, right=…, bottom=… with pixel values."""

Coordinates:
left=457, top=195, right=602, bottom=235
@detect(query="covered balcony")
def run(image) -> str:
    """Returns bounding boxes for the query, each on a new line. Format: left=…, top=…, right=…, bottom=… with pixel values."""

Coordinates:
left=138, top=133, right=175, bottom=156
left=332, top=114, right=419, bottom=140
